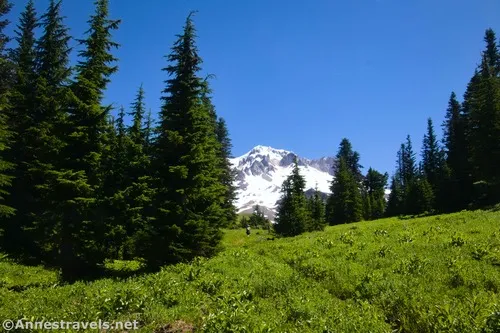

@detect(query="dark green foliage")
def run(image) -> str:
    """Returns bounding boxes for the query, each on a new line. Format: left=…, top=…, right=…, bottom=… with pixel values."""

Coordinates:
left=308, top=186, right=326, bottom=231
left=146, top=12, right=225, bottom=267
left=421, top=118, right=447, bottom=210
left=328, top=139, right=363, bottom=225
left=335, top=138, right=363, bottom=181
left=0, top=0, right=13, bottom=219
left=57, top=0, right=120, bottom=281
left=248, top=205, right=270, bottom=229
left=442, top=92, right=472, bottom=211
left=363, top=168, right=388, bottom=220
left=405, top=177, right=434, bottom=215
left=215, top=117, right=237, bottom=228
left=465, top=29, right=500, bottom=203
left=274, top=157, right=312, bottom=236
left=2, top=0, right=37, bottom=257
left=328, top=157, right=363, bottom=225
left=386, top=174, right=403, bottom=216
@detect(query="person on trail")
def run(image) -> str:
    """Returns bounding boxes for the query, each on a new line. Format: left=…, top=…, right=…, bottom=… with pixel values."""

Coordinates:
left=246, top=225, right=251, bottom=236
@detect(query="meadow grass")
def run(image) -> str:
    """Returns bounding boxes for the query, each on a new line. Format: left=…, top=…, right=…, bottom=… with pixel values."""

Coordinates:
left=1, top=209, right=500, bottom=332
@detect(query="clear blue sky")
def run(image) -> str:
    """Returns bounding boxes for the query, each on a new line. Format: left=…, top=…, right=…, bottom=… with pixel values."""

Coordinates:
left=6, top=0, right=500, bottom=175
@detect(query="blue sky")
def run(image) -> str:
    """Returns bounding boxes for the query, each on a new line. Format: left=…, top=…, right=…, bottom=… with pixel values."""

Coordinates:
left=6, top=0, right=500, bottom=175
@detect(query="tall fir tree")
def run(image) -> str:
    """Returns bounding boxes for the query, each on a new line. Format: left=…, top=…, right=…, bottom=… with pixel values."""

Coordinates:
left=146, top=12, right=225, bottom=267
left=335, top=138, right=363, bottom=181
left=54, top=0, right=120, bottom=281
left=2, top=0, right=38, bottom=257
left=274, top=156, right=311, bottom=236
left=442, top=92, right=472, bottom=211
left=386, top=174, right=403, bottom=217
left=215, top=117, right=237, bottom=228
left=308, top=185, right=326, bottom=231
left=421, top=118, right=446, bottom=210
left=328, top=157, right=363, bottom=225
left=466, top=29, right=500, bottom=203
left=363, top=168, right=388, bottom=220
left=22, top=0, right=74, bottom=264
left=0, top=0, right=13, bottom=220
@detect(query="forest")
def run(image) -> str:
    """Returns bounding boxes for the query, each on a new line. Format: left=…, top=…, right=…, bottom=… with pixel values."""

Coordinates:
left=0, top=0, right=499, bottom=287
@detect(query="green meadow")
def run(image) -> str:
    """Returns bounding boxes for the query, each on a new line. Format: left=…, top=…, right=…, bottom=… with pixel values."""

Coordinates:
left=1, top=209, right=500, bottom=332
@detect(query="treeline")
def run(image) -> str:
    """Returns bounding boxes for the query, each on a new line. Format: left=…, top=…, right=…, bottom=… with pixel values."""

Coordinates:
left=274, top=29, right=500, bottom=236
left=0, top=0, right=236, bottom=281
left=274, top=141, right=387, bottom=237
left=387, top=29, right=500, bottom=216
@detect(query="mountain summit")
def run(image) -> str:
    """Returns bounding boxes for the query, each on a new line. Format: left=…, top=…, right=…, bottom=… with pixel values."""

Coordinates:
left=230, top=146, right=335, bottom=219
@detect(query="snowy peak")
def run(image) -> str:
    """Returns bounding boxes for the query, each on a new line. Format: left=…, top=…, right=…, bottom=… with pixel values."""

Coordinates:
left=230, top=146, right=335, bottom=219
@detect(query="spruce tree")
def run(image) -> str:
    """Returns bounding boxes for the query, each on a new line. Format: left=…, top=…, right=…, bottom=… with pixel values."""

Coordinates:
left=442, top=92, right=472, bottom=211
left=406, top=176, right=434, bottom=215
left=364, top=168, right=388, bottom=220
left=328, top=157, right=363, bottom=225
left=274, top=157, right=311, bottom=236
left=386, top=174, right=403, bottom=217
left=0, top=0, right=13, bottom=220
left=215, top=117, right=238, bottom=228
left=421, top=118, right=446, bottom=210
left=23, top=0, right=73, bottom=264
left=248, top=205, right=269, bottom=229
left=147, top=12, right=225, bottom=267
left=308, top=185, right=326, bottom=231
left=466, top=29, right=500, bottom=202
left=55, top=0, right=120, bottom=280
left=2, top=0, right=37, bottom=257
left=335, top=138, right=363, bottom=181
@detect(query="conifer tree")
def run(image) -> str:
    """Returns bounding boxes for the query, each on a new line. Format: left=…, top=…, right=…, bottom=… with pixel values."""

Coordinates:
left=24, top=0, right=73, bottom=264
left=55, top=0, right=120, bottom=280
left=442, top=92, right=472, bottom=211
left=328, top=157, right=363, bottom=225
left=308, top=185, right=326, bottom=231
left=364, top=168, right=388, bottom=220
left=406, top=176, right=434, bottom=215
left=335, top=138, right=363, bottom=181
left=2, top=0, right=38, bottom=256
left=147, top=12, right=225, bottom=267
left=274, top=157, right=311, bottom=236
left=421, top=118, right=446, bottom=210
left=248, top=205, right=269, bottom=229
left=0, top=0, right=13, bottom=220
left=466, top=29, right=500, bottom=202
left=216, top=117, right=237, bottom=228
left=386, top=174, right=403, bottom=217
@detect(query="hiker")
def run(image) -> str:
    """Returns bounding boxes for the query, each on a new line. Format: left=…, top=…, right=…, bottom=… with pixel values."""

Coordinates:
left=246, top=225, right=251, bottom=236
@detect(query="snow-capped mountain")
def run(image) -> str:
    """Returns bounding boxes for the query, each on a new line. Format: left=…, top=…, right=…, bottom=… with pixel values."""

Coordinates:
left=230, top=145, right=335, bottom=220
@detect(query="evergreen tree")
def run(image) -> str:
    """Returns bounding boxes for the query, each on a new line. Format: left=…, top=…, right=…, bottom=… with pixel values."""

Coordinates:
left=406, top=176, right=434, bottom=215
left=274, top=157, right=311, bottom=236
left=364, top=168, right=388, bottom=220
left=328, top=157, right=363, bottom=225
left=308, top=185, right=326, bottom=231
left=22, top=0, right=74, bottom=264
left=335, top=138, right=363, bottom=181
left=143, top=109, right=153, bottom=156
left=2, top=0, right=37, bottom=257
left=442, top=92, right=472, bottom=211
left=386, top=174, right=403, bottom=217
left=248, top=205, right=269, bottom=229
left=215, top=117, right=237, bottom=228
left=466, top=29, right=500, bottom=202
left=0, top=0, right=12, bottom=94
left=0, top=0, right=13, bottom=220
left=421, top=118, right=446, bottom=210
left=56, top=0, right=120, bottom=280
left=147, top=12, right=226, bottom=267
left=401, top=135, right=417, bottom=188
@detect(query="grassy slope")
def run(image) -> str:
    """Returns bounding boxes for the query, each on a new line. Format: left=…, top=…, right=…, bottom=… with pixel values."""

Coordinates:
left=1, top=210, right=500, bottom=332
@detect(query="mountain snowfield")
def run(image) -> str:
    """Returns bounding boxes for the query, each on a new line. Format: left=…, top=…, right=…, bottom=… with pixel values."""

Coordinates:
left=230, top=145, right=335, bottom=219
